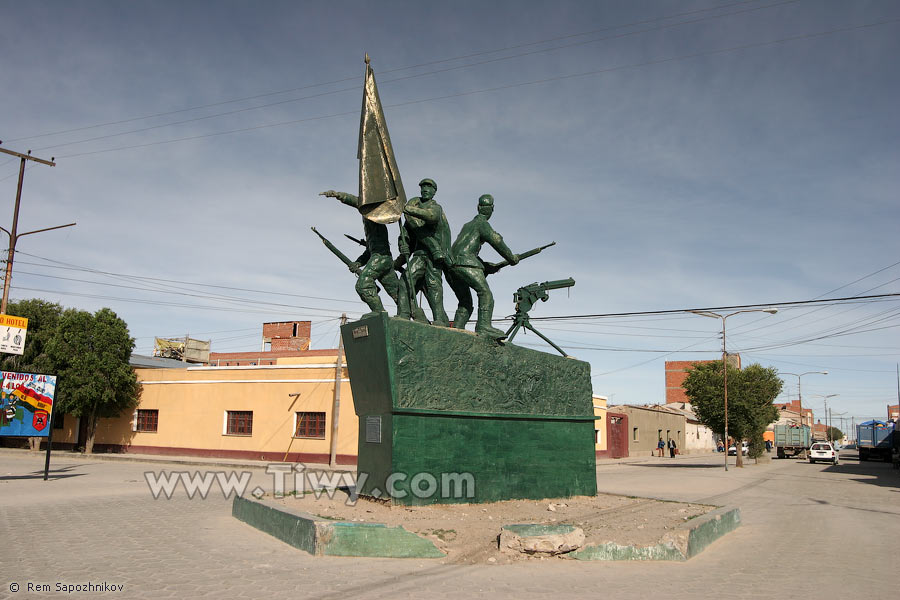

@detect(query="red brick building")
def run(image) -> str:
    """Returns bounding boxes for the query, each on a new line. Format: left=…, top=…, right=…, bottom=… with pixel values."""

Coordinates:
left=208, top=321, right=330, bottom=366
left=665, top=355, right=741, bottom=404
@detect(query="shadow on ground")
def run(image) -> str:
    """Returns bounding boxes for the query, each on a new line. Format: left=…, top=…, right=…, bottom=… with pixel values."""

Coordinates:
left=0, top=464, right=87, bottom=481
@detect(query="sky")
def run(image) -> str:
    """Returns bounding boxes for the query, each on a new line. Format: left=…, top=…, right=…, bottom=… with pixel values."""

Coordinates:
left=2, top=0, right=899, bottom=431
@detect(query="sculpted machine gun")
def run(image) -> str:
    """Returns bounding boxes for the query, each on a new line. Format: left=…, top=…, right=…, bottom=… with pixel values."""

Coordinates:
left=504, top=278, right=575, bottom=357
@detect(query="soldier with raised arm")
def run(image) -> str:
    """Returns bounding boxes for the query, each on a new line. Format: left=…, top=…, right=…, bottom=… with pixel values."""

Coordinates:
left=448, top=194, right=520, bottom=338
left=320, top=190, right=400, bottom=318
left=397, top=178, right=451, bottom=326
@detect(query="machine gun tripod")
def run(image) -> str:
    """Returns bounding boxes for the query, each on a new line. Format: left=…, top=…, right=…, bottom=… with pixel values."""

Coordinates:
left=504, top=278, right=575, bottom=357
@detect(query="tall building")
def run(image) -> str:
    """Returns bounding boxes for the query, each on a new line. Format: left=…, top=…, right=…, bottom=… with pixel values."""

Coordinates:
left=665, top=355, right=741, bottom=404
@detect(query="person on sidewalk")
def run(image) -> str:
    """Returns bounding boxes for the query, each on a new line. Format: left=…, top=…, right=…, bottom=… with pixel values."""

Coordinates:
left=657, top=437, right=665, bottom=457
left=668, top=437, right=677, bottom=458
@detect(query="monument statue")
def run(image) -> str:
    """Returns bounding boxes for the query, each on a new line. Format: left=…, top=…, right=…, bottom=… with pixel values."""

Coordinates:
left=397, top=178, right=452, bottom=327
left=319, top=190, right=400, bottom=318
left=448, top=194, right=520, bottom=337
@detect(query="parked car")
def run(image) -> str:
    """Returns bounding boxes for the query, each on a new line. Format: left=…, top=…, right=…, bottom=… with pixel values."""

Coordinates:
left=808, top=441, right=839, bottom=465
left=728, top=441, right=749, bottom=456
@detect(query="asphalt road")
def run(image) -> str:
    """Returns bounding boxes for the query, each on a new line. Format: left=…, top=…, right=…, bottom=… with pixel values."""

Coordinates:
left=0, top=449, right=897, bottom=599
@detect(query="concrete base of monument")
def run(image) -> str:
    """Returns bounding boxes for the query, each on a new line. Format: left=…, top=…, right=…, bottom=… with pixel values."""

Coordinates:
left=341, top=314, right=598, bottom=505
left=234, top=489, right=739, bottom=563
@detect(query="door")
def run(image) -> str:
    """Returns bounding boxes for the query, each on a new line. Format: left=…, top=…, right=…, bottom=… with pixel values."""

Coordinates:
left=607, top=413, right=628, bottom=459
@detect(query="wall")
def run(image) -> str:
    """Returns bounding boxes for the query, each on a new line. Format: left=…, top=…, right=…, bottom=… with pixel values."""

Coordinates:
left=88, top=355, right=358, bottom=464
left=593, top=395, right=607, bottom=456
left=611, top=405, right=686, bottom=457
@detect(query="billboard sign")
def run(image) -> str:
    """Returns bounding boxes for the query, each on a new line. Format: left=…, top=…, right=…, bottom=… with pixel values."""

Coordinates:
left=0, top=371, right=57, bottom=437
left=0, top=314, right=28, bottom=355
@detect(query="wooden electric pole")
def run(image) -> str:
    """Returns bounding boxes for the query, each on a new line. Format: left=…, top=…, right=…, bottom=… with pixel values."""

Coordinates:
left=329, top=314, right=348, bottom=468
left=0, top=143, right=74, bottom=314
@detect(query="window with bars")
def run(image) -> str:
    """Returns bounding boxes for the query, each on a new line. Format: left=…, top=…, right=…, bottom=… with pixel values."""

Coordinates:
left=136, top=409, right=158, bottom=432
left=226, top=410, right=253, bottom=435
left=294, top=412, right=326, bottom=439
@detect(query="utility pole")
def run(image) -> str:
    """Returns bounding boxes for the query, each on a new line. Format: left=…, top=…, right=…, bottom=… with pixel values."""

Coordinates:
left=329, top=314, right=348, bottom=468
left=0, top=143, right=74, bottom=314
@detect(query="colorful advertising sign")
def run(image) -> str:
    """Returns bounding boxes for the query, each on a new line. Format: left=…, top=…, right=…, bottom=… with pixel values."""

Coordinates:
left=0, top=314, right=28, bottom=355
left=0, top=371, right=57, bottom=437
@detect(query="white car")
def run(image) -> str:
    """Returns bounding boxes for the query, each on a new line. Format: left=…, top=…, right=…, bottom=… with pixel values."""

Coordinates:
left=808, top=442, right=839, bottom=465
left=728, top=442, right=749, bottom=456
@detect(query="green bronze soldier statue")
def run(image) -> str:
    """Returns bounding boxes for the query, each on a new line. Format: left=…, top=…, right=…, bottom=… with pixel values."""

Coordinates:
left=320, top=190, right=401, bottom=318
left=397, top=178, right=452, bottom=327
left=449, top=194, right=520, bottom=337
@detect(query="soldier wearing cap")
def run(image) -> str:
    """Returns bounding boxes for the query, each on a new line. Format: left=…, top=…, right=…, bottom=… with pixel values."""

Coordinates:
left=448, top=194, right=519, bottom=337
left=397, top=178, right=452, bottom=326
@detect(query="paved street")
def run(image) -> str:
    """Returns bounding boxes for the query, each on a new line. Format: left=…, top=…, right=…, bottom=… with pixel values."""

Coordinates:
left=1, top=449, right=897, bottom=599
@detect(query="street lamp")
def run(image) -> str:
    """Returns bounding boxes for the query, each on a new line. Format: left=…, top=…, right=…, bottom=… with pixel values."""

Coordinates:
left=780, top=371, right=828, bottom=433
left=691, top=308, right=778, bottom=471
left=810, top=393, right=838, bottom=441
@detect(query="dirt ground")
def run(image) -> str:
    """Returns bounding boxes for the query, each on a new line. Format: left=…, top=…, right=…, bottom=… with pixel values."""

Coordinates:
left=262, top=491, right=714, bottom=564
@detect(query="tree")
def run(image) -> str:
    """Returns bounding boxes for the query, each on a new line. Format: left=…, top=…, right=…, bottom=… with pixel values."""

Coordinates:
left=682, top=361, right=781, bottom=467
left=47, top=307, right=140, bottom=453
left=826, top=426, right=843, bottom=442
left=0, top=298, right=63, bottom=374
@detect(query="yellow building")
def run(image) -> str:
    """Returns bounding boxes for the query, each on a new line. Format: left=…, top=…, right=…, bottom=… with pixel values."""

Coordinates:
left=48, top=353, right=359, bottom=464
left=593, top=394, right=607, bottom=456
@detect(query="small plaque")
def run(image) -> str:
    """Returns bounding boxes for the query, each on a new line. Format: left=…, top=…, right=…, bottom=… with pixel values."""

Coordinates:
left=365, top=415, right=381, bottom=443
left=352, top=326, right=369, bottom=339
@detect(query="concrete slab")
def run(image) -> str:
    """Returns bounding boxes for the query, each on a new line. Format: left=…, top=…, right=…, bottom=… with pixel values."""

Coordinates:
left=232, top=495, right=445, bottom=558
left=569, top=506, right=740, bottom=561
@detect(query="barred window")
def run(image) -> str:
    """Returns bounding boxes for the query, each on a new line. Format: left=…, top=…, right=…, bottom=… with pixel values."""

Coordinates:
left=226, top=411, right=253, bottom=435
left=294, top=412, right=326, bottom=439
left=136, top=409, right=158, bottom=432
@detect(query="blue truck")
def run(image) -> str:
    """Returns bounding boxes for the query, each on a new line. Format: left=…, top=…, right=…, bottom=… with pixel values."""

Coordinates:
left=856, top=420, right=894, bottom=462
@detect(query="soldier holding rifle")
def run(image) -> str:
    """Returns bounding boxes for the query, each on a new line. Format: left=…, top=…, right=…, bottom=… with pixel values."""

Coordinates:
left=448, top=194, right=522, bottom=338
left=319, top=190, right=400, bottom=318
left=397, top=178, right=452, bottom=327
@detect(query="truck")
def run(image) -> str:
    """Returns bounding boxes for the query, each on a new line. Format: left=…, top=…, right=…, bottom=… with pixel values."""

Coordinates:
left=857, top=420, right=894, bottom=461
left=774, top=424, right=811, bottom=459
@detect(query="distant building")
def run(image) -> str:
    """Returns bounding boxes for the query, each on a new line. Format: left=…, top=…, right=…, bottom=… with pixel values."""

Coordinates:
left=660, top=402, right=716, bottom=452
left=888, top=404, right=898, bottom=421
left=774, top=400, right=813, bottom=428
left=665, top=355, right=741, bottom=404
left=608, top=404, right=686, bottom=457
left=208, top=321, right=318, bottom=366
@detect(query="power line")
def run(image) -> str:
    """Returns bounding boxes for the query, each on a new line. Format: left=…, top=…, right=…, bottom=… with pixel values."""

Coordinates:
left=55, top=15, right=900, bottom=160
left=5, top=0, right=771, bottom=145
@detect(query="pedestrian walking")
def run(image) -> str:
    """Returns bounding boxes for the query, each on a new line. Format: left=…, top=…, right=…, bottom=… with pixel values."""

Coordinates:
left=668, top=437, right=677, bottom=458
left=657, top=437, right=665, bottom=457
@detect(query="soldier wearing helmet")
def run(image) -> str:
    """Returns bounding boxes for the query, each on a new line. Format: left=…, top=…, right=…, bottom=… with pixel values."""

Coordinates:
left=448, top=194, right=520, bottom=337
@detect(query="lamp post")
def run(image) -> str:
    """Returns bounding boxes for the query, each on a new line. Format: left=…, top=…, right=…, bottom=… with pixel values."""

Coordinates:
left=691, top=308, right=778, bottom=470
left=810, top=393, right=838, bottom=441
left=780, top=371, right=828, bottom=434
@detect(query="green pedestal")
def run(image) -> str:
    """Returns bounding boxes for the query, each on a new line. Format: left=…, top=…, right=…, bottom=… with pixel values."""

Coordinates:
left=341, top=314, right=597, bottom=505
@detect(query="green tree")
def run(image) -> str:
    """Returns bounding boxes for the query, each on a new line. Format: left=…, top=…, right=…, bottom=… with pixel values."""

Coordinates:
left=0, top=298, right=63, bottom=374
left=682, top=361, right=781, bottom=467
left=826, top=426, right=843, bottom=442
left=47, top=307, right=140, bottom=453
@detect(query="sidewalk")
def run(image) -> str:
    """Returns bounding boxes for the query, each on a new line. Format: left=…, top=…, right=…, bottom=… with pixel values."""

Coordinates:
left=1, top=446, right=722, bottom=471
left=0, top=446, right=339, bottom=472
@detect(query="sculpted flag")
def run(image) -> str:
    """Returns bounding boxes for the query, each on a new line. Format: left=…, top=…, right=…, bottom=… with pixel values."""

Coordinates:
left=357, top=55, right=406, bottom=224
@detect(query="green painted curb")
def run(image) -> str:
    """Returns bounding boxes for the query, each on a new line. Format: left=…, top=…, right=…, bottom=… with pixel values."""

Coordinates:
left=569, top=506, right=741, bottom=561
left=232, top=496, right=444, bottom=558
left=502, top=524, right=578, bottom=537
